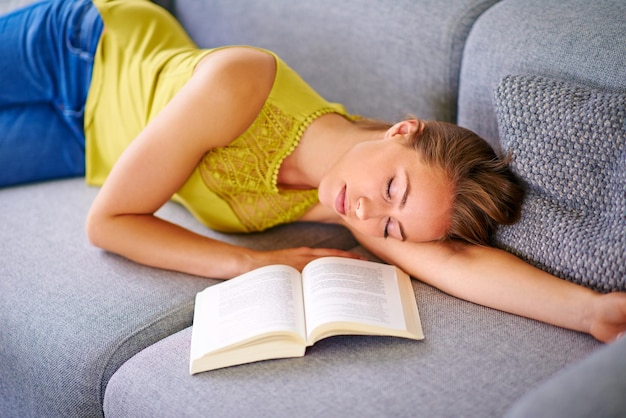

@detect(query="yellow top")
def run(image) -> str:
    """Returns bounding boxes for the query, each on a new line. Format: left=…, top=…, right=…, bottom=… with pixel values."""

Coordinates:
left=85, top=0, right=353, bottom=232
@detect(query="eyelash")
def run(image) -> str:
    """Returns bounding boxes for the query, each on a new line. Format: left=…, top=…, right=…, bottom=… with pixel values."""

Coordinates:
left=385, top=177, right=393, bottom=199
left=384, top=177, right=393, bottom=239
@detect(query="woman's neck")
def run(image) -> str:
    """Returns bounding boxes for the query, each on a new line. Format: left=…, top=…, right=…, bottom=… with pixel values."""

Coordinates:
left=277, top=114, right=386, bottom=189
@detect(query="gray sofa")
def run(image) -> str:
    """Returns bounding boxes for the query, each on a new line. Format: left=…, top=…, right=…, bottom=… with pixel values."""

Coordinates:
left=1, top=0, right=625, bottom=417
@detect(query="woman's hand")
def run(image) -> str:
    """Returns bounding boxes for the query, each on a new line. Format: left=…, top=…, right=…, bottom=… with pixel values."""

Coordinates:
left=588, top=291, right=626, bottom=343
left=248, top=247, right=367, bottom=273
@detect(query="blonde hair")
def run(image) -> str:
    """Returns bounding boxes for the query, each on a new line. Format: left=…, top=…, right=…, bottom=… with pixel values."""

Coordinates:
left=406, top=120, right=524, bottom=245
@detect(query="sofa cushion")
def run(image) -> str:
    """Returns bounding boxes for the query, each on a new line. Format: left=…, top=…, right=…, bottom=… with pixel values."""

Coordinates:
left=0, top=179, right=355, bottom=417
left=174, top=0, right=499, bottom=124
left=493, top=75, right=625, bottom=292
left=506, top=336, right=626, bottom=418
left=103, top=278, right=601, bottom=418
left=457, top=0, right=626, bottom=149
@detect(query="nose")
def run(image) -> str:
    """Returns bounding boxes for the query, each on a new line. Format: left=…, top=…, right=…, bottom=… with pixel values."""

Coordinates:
left=355, top=197, right=381, bottom=220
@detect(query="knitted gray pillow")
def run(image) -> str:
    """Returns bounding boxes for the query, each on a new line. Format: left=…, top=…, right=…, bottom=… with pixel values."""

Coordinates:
left=493, top=75, right=625, bottom=292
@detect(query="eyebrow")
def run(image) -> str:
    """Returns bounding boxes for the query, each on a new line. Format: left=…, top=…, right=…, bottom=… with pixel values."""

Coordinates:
left=398, top=172, right=410, bottom=241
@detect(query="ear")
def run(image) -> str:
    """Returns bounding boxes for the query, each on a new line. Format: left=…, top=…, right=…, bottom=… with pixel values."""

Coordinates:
left=384, top=119, right=424, bottom=139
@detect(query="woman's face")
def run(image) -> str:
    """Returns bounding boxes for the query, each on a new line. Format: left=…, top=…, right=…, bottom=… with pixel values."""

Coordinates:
left=318, top=126, right=453, bottom=243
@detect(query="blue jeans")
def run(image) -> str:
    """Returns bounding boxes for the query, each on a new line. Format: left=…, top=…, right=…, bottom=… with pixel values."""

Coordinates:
left=0, top=0, right=103, bottom=187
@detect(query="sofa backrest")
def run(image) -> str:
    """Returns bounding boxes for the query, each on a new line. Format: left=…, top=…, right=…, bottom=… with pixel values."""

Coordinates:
left=174, top=0, right=499, bottom=124
left=456, top=0, right=626, bottom=292
left=457, top=0, right=626, bottom=149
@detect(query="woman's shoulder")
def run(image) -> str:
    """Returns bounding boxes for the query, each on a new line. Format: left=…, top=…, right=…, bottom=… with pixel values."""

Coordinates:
left=194, top=47, right=276, bottom=92
left=180, top=47, right=276, bottom=148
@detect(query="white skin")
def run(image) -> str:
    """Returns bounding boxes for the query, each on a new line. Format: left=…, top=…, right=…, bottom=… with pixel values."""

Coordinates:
left=315, top=121, right=453, bottom=243
left=87, top=47, right=626, bottom=343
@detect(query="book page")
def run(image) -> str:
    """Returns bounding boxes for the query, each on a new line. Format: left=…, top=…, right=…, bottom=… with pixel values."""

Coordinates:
left=301, top=257, right=408, bottom=341
left=191, top=265, right=306, bottom=358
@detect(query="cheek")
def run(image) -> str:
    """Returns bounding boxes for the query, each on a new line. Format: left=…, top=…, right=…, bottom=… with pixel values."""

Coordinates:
left=316, top=177, right=332, bottom=208
left=318, top=164, right=344, bottom=209
left=346, top=218, right=379, bottom=238
left=319, top=156, right=353, bottom=203
left=339, top=153, right=370, bottom=189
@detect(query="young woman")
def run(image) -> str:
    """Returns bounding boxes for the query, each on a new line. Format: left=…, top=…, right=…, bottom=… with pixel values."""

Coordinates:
left=2, top=0, right=625, bottom=343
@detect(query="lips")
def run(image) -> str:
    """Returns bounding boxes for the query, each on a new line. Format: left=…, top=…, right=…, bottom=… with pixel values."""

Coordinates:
left=335, top=185, right=347, bottom=215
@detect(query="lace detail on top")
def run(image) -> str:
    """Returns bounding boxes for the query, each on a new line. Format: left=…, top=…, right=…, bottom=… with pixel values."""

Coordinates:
left=199, top=103, right=338, bottom=232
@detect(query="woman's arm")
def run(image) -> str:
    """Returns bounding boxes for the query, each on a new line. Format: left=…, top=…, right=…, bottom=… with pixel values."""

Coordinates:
left=352, top=230, right=626, bottom=342
left=86, top=48, right=356, bottom=279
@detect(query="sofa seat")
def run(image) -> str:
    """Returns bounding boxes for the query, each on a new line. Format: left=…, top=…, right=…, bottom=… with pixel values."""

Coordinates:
left=103, top=279, right=600, bottom=417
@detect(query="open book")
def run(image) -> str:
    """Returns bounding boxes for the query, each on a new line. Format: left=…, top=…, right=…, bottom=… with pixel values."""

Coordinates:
left=189, top=257, right=424, bottom=374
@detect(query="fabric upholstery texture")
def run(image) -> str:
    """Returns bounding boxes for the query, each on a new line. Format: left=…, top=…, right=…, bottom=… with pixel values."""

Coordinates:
left=174, top=0, right=499, bottom=124
left=0, top=179, right=355, bottom=418
left=457, top=0, right=626, bottom=149
left=506, top=336, right=626, bottom=418
left=103, top=280, right=600, bottom=418
left=0, top=0, right=38, bottom=14
left=493, top=75, right=625, bottom=292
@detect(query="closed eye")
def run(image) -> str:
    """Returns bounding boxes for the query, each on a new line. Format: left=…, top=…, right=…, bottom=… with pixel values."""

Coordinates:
left=383, top=177, right=394, bottom=238
left=385, top=177, right=393, bottom=200
left=383, top=218, right=390, bottom=239
left=383, top=174, right=408, bottom=241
